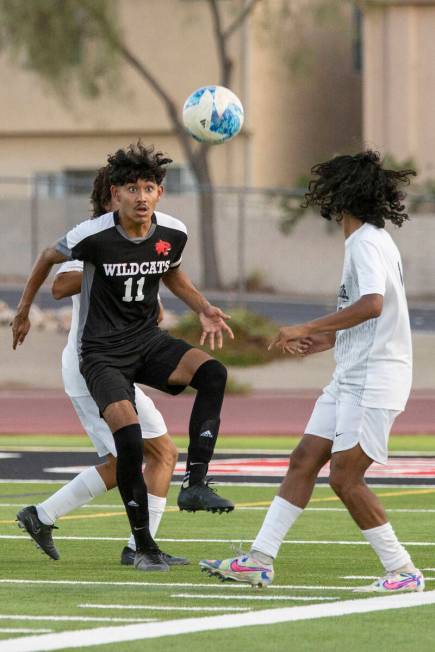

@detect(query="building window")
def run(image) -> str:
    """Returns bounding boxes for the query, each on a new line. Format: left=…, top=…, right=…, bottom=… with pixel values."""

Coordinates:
left=35, top=166, right=195, bottom=197
left=164, top=165, right=195, bottom=193
left=35, top=169, right=96, bottom=198
left=353, top=6, right=363, bottom=72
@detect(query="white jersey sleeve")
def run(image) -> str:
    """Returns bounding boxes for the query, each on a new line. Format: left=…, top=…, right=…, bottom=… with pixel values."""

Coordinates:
left=55, top=212, right=114, bottom=261
left=352, top=239, right=387, bottom=297
left=56, top=260, right=84, bottom=276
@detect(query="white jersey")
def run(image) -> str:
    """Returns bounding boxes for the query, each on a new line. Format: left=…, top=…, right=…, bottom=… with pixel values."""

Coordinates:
left=58, top=260, right=89, bottom=397
left=326, top=223, right=412, bottom=411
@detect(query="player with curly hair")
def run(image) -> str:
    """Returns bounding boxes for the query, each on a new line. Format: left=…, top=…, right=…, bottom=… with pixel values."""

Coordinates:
left=12, top=143, right=235, bottom=572
left=15, top=165, right=188, bottom=568
left=201, top=151, right=424, bottom=593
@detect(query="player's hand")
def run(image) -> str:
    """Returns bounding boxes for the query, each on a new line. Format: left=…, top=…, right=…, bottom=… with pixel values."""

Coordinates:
left=298, top=334, right=335, bottom=355
left=199, top=306, right=234, bottom=351
left=11, top=312, right=31, bottom=350
left=268, top=324, right=310, bottom=354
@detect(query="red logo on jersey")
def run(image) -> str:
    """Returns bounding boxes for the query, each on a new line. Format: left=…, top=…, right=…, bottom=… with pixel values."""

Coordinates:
left=155, top=240, right=172, bottom=256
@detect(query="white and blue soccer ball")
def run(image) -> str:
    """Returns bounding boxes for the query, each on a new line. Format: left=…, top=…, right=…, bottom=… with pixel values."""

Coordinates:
left=182, top=85, right=244, bottom=145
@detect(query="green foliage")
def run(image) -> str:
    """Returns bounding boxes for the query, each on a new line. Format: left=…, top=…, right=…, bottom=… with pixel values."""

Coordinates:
left=0, top=0, right=120, bottom=98
left=383, top=153, right=435, bottom=212
left=169, top=309, right=282, bottom=367
left=382, top=153, right=417, bottom=173
left=276, top=188, right=307, bottom=235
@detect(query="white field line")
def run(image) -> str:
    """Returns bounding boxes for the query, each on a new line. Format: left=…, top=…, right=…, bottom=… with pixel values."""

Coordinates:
left=3, top=504, right=435, bottom=514
left=79, top=604, right=250, bottom=613
left=3, top=534, right=435, bottom=546
left=2, top=590, right=435, bottom=651
left=0, top=480, right=68, bottom=485
left=0, top=579, right=357, bottom=590
left=0, top=615, right=155, bottom=624
left=172, top=593, right=336, bottom=602
left=342, top=575, right=435, bottom=581
left=0, top=629, right=52, bottom=634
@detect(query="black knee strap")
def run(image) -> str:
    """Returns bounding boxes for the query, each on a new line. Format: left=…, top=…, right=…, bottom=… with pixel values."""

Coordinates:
left=190, top=359, right=227, bottom=391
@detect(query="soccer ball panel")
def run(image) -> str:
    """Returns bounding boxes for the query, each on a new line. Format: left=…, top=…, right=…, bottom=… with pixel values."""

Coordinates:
left=182, top=85, right=244, bottom=145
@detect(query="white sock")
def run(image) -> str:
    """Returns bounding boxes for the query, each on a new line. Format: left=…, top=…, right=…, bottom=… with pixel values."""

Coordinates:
left=362, top=522, right=415, bottom=573
left=251, top=496, right=303, bottom=561
left=127, top=493, right=167, bottom=550
left=37, top=467, right=107, bottom=525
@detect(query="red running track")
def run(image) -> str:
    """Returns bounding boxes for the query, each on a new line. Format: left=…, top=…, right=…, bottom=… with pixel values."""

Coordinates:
left=0, top=389, right=434, bottom=436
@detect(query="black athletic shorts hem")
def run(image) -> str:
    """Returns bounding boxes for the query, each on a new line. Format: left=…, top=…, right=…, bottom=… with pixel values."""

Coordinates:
left=80, top=329, right=193, bottom=415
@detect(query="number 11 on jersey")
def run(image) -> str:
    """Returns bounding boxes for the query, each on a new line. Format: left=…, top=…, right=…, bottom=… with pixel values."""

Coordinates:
left=122, top=277, right=145, bottom=302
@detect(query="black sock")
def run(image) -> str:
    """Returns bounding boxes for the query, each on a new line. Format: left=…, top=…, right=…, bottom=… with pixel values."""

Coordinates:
left=112, top=423, right=156, bottom=553
left=184, top=359, right=227, bottom=486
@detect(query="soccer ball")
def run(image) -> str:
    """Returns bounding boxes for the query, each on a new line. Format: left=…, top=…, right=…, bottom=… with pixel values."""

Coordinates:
left=182, top=85, right=244, bottom=145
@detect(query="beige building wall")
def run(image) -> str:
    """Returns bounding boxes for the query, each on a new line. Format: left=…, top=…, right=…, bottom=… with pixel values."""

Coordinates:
left=250, top=1, right=362, bottom=186
left=363, top=0, right=435, bottom=177
left=0, top=0, right=361, bottom=191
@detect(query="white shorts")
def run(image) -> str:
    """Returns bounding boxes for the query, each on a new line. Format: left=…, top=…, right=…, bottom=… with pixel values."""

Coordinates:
left=70, top=385, right=167, bottom=458
left=304, top=390, right=400, bottom=465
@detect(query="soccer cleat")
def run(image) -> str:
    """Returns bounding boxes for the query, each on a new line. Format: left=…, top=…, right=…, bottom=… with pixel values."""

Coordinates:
left=121, top=546, right=189, bottom=566
left=134, top=549, right=170, bottom=572
left=354, top=570, right=425, bottom=593
left=178, top=480, right=234, bottom=514
left=16, top=505, right=60, bottom=561
left=199, top=554, right=274, bottom=588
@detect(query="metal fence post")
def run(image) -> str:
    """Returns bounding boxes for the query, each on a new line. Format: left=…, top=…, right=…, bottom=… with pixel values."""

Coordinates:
left=30, top=177, right=39, bottom=268
left=237, top=188, right=246, bottom=306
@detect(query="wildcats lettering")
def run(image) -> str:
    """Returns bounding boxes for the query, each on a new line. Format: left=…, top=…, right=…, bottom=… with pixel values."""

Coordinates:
left=103, top=261, right=170, bottom=276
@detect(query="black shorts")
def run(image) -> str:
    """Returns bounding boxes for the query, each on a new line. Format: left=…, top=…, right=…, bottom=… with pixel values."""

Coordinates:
left=80, top=329, right=193, bottom=415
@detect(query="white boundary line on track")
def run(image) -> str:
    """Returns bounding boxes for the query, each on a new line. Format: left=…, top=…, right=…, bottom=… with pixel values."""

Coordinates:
left=3, top=534, right=435, bottom=546
left=2, top=590, right=435, bottom=651
left=79, top=604, right=249, bottom=613
left=2, top=479, right=435, bottom=488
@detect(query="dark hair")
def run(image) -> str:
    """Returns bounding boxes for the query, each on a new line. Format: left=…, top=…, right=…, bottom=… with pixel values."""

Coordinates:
left=90, top=166, right=112, bottom=218
left=302, top=150, right=416, bottom=228
left=107, top=142, right=172, bottom=187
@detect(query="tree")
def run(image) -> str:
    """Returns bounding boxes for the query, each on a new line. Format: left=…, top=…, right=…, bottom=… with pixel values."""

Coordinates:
left=0, top=0, right=262, bottom=289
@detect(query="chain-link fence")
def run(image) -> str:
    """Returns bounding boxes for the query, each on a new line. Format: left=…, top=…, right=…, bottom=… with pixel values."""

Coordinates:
left=1, top=177, right=435, bottom=299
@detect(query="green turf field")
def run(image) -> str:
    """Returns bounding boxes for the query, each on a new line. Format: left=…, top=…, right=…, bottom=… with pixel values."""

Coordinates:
left=1, top=433, right=435, bottom=452
left=0, top=478, right=434, bottom=650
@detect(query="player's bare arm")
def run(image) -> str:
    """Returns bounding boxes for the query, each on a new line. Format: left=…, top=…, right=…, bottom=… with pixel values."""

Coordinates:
left=11, top=245, right=67, bottom=349
left=269, top=294, right=383, bottom=353
left=163, top=267, right=234, bottom=350
left=298, top=333, right=336, bottom=356
left=52, top=271, right=82, bottom=300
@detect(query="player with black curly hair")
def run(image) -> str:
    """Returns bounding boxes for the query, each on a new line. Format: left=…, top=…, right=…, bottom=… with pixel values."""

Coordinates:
left=12, top=143, right=235, bottom=572
left=89, top=165, right=112, bottom=217
left=15, top=164, right=189, bottom=568
left=201, top=151, right=424, bottom=593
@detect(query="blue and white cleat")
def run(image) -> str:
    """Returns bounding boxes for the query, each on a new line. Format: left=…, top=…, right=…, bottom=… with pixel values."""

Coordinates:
left=200, top=554, right=274, bottom=588
left=354, top=570, right=425, bottom=593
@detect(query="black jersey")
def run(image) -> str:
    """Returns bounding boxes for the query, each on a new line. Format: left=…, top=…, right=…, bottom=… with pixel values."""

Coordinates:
left=56, top=210, right=187, bottom=354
